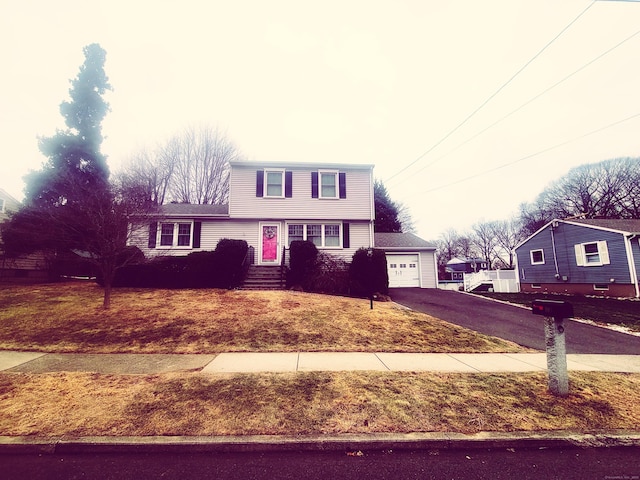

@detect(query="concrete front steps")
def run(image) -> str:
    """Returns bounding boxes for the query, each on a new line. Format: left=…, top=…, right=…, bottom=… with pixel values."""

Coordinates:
left=241, top=265, right=285, bottom=290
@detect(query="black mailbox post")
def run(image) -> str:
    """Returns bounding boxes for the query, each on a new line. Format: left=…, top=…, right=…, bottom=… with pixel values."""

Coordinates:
left=531, top=299, right=573, bottom=397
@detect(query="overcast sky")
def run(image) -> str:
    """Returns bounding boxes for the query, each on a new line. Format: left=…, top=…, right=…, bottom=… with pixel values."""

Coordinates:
left=2, top=0, right=639, bottom=241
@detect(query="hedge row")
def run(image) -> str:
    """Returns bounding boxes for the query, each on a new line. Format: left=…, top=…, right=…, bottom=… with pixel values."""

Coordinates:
left=102, top=239, right=249, bottom=289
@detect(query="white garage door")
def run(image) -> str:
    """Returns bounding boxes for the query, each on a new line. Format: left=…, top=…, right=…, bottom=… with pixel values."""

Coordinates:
left=387, top=254, right=420, bottom=288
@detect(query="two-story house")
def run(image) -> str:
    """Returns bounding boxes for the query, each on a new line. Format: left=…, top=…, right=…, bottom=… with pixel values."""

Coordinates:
left=132, top=160, right=438, bottom=289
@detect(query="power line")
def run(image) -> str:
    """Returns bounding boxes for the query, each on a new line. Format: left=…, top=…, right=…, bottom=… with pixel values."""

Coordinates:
left=385, top=0, right=597, bottom=185
left=406, top=27, right=640, bottom=180
left=413, top=111, right=640, bottom=195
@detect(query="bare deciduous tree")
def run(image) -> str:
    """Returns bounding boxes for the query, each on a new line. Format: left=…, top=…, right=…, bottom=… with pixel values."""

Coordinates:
left=118, top=124, right=241, bottom=206
left=471, top=220, right=499, bottom=269
left=491, top=217, right=525, bottom=269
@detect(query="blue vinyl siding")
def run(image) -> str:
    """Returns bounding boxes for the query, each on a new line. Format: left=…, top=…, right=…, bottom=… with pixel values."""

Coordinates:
left=516, top=223, right=632, bottom=284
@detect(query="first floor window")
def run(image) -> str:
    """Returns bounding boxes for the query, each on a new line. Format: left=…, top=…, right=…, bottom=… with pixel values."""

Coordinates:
left=160, top=223, right=174, bottom=246
left=287, top=223, right=342, bottom=248
left=324, top=224, right=340, bottom=246
left=288, top=224, right=304, bottom=245
left=159, top=222, right=193, bottom=248
left=177, top=223, right=192, bottom=246
left=307, top=224, right=322, bottom=246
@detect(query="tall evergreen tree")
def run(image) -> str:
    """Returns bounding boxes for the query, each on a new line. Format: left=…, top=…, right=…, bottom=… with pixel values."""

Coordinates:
left=374, top=180, right=402, bottom=233
left=26, top=43, right=111, bottom=207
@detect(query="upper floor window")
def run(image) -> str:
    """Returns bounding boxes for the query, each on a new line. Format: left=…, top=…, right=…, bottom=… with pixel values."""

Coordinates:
left=575, top=241, right=610, bottom=267
left=265, top=169, right=284, bottom=198
left=319, top=171, right=338, bottom=199
left=530, top=249, right=545, bottom=265
left=159, top=222, right=193, bottom=248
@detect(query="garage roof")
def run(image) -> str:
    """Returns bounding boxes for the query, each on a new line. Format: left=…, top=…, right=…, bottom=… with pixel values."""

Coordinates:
left=374, top=232, right=435, bottom=250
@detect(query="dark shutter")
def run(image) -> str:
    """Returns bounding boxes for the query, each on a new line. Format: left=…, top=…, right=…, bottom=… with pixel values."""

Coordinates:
left=311, top=171, right=319, bottom=198
left=193, top=221, right=202, bottom=249
left=339, top=172, right=347, bottom=199
left=148, top=222, right=158, bottom=249
left=256, top=170, right=264, bottom=197
left=285, top=171, right=293, bottom=198
left=342, top=222, right=350, bottom=248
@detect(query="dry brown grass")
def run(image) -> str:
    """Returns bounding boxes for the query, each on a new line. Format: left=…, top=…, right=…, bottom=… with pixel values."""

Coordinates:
left=1, top=371, right=638, bottom=436
left=0, top=282, right=524, bottom=353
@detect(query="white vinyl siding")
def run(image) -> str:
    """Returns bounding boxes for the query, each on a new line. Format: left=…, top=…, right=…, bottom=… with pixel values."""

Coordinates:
left=230, top=165, right=373, bottom=220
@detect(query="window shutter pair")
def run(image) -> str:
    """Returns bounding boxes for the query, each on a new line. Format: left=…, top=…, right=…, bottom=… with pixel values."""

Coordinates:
left=574, top=241, right=610, bottom=266
left=311, top=172, right=347, bottom=198
left=148, top=221, right=201, bottom=249
left=256, top=171, right=292, bottom=197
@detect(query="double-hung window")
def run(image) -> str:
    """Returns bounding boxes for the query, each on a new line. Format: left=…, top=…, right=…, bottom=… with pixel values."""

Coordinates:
left=265, top=169, right=284, bottom=198
left=159, top=222, right=193, bottom=248
left=575, top=241, right=610, bottom=267
left=319, top=171, right=338, bottom=199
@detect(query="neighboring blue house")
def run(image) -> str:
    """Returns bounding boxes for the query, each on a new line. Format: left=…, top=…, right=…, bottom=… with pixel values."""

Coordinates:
left=514, top=218, right=640, bottom=298
left=445, top=257, right=488, bottom=282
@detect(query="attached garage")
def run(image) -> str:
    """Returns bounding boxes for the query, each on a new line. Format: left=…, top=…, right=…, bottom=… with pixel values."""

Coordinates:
left=374, top=232, right=438, bottom=289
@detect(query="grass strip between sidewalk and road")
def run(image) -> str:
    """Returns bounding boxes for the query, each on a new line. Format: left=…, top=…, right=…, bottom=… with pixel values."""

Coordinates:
left=1, top=370, right=639, bottom=437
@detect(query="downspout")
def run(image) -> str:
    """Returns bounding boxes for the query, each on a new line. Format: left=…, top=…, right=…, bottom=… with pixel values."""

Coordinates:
left=550, top=222, right=560, bottom=279
left=624, top=234, right=640, bottom=298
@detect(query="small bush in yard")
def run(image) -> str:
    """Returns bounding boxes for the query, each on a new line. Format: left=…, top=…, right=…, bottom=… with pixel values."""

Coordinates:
left=350, top=248, right=389, bottom=297
left=214, top=239, right=249, bottom=288
left=304, top=252, right=350, bottom=295
left=287, top=241, right=318, bottom=290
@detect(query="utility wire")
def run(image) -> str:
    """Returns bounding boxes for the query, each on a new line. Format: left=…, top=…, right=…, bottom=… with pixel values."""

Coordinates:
left=406, top=27, right=640, bottom=180
left=385, top=0, right=596, bottom=185
left=413, top=111, right=640, bottom=195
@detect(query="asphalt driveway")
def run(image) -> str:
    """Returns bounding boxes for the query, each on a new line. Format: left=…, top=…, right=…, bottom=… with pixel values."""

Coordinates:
left=390, top=288, right=640, bottom=354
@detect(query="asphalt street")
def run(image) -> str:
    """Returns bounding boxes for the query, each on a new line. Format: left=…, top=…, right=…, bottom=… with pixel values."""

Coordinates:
left=2, top=447, right=638, bottom=480
left=389, top=288, right=640, bottom=354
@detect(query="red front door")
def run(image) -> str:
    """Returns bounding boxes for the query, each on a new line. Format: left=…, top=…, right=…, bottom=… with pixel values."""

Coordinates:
left=261, top=224, right=279, bottom=263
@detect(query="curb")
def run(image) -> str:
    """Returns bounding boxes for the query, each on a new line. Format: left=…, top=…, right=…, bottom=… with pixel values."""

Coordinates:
left=2, top=431, right=639, bottom=455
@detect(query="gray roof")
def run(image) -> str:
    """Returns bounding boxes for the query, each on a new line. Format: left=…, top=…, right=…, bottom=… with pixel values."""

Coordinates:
left=160, top=203, right=229, bottom=216
left=567, top=218, right=640, bottom=234
left=374, top=232, right=435, bottom=249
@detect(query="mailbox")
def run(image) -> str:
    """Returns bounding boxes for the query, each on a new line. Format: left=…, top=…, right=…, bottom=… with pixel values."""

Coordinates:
left=531, top=299, right=573, bottom=318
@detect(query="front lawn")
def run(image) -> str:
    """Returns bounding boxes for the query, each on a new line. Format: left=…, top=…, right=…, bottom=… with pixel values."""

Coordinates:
left=0, top=282, right=524, bottom=353
left=474, top=292, right=640, bottom=332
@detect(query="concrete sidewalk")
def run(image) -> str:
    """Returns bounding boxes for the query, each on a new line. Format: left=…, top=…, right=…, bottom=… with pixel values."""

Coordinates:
left=2, top=350, right=640, bottom=375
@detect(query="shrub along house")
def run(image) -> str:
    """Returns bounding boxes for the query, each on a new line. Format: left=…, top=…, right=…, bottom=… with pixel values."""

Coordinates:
left=130, top=160, right=437, bottom=289
left=514, top=218, right=640, bottom=298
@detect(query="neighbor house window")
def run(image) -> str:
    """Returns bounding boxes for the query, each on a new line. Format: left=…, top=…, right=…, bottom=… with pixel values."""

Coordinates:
left=575, top=241, right=610, bottom=267
left=530, top=249, right=545, bottom=265
left=286, top=223, right=342, bottom=248
left=265, top=170, right=284, bottom=198
left=159, top=222, right=193, bottom=248
left=319, top=171, right=338, bottom=199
